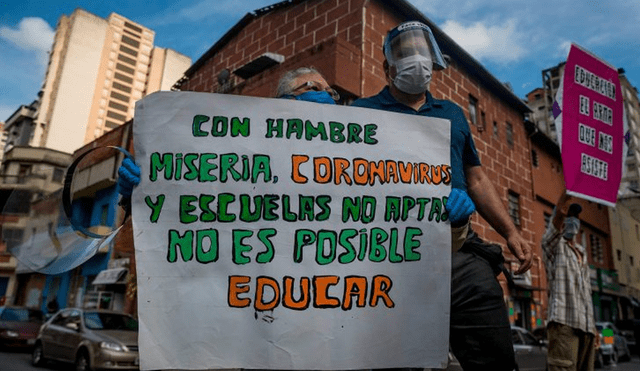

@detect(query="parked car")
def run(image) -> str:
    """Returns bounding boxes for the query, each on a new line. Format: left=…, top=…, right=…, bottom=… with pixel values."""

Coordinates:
left=615, top=319, right=639, bottom=355
left=0, top=306, right=44, bottom=348
left=511, top=325, right=548, bottom=371
left=439, top=326, right=547, bottom=371
left=596, top=321, right=632, bottom=365
left=32, top=308, right=139, bottom=371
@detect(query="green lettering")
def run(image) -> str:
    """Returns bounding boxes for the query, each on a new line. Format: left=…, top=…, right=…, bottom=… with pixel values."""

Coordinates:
left=369, top=228, right=387, bottom=262
left=150, top=152, right=173, bottom=181
left=317, top=230, right=337, bottom=265
left=232, top=229, right=253, bottom=264
left=404, top=227, right=422, bottom=261
left=167, top=230, right=193, bottom=262
left=192, top=115, right=209, bottom=137
left=144, top=195, right=165, bottom=223
left=196, top=229, right=218, bottom=263
left=180, top=195, right=198, bottom=223
left=256, top=229, right=276, bottom=263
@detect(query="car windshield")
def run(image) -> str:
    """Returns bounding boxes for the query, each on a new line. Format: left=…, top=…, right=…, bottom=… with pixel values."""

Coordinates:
left=0, top=307, right=43, bottom=322
left=83, top=312, right=138, bottom=331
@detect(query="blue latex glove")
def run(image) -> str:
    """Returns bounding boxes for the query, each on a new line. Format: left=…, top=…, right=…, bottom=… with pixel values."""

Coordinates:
left=445, top=188, right=476, bottom=224
left=117, top=157, right=141, bottom=197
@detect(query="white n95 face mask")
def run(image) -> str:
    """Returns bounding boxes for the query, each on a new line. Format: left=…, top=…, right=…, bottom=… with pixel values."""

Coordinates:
left=392, top=54, right=433, bottom=94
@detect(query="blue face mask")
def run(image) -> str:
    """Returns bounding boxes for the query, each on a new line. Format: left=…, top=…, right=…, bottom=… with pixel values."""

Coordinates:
left=283, top=91, right=336, bottom=105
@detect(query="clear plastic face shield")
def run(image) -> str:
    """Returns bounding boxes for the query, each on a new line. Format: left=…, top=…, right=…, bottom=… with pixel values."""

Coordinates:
left=1, top=146, right=131, bottom=275
left=383, top=22, right=447, bottom=70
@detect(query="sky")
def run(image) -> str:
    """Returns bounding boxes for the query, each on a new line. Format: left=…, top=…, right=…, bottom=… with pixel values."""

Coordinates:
left=1, top=0, right=639, bottom=122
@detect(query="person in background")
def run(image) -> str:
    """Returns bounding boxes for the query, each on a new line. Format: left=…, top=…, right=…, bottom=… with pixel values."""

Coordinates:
left=351, top=20, right=532, bottom=371
left=541, top=190, right=598, bottom=371
left=117, top=66, right=339, bottom=205
left=275, top=66, right=339, bottom=104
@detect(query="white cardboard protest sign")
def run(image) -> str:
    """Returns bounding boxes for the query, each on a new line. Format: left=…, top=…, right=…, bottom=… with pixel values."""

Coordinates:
left=132, top=91, right=451, bottom=370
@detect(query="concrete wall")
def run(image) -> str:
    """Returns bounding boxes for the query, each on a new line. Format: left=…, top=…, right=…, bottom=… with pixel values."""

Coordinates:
left=44, top=10, right=108, bottom=153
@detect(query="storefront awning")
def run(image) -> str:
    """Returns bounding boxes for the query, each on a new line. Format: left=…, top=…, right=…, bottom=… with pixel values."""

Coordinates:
left=92, top=267, right=128, bottom=285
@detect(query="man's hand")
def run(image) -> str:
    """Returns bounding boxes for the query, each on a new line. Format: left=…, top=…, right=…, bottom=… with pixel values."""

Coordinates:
left=506, top=232, right=533, bottom=275
left=445, top=188, right=476, bottom=225
left=117, top=157, right=141, bottom=197
left=465, top=165, right=533, bottom=274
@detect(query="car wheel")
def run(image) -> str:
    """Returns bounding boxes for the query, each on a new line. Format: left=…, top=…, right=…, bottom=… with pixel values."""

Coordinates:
left=32, top=342, right=45, bottom=367
left=75, top=350, right=91, bottom=371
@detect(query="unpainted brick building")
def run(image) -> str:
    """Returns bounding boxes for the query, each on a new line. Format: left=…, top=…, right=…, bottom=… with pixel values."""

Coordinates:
left=174, top=0, right=542, bottom=328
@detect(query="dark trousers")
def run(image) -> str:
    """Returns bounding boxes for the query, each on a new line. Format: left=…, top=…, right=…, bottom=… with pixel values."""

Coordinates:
left=448, top=231, right=516, bottom=371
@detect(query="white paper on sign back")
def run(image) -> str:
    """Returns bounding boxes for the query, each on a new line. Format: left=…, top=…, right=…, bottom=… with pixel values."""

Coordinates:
left=132, top=91, right=452, bottom=370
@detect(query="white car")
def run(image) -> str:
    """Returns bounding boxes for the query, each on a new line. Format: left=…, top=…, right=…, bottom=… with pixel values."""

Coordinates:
left=596, top=321, right=631, bottom=365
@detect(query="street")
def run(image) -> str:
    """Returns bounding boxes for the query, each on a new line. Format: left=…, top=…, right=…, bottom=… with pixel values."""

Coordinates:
left=2, top=348, right=640, bottom=371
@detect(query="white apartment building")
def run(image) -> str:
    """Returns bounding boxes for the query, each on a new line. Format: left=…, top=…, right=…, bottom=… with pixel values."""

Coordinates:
left=35, top=9, right=191, bottom=154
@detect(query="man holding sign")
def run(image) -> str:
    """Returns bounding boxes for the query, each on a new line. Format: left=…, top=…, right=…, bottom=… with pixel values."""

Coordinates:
left=352, top=21, right=532, bottom=371
left=122, top=64, right=457, bottom=370
left=541, top=190, right=598, bottom=371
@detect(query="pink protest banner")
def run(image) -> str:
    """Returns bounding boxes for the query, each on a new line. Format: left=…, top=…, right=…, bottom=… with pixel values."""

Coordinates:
left=561, top=43, right=623, bottom=207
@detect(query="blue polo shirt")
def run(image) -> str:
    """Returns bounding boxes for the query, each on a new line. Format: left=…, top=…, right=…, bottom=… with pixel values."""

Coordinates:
left=351, top=87, right=481, bottom=191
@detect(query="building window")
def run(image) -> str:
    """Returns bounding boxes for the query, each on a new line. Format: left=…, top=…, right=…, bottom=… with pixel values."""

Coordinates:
left=106, top=110, right=127, bottom=121
left=617, top=250, right=622, bottom=261
left=636, top=224, right=640, bottom=240
left=468, top=95, right=478, bottom=126
left=105, top=121, right=120, bottom=129
left=507, top=191, right=521, bottom=227
left=52, top=167, right=65, bottom=183
left=531, top=150, right=539, bottom=167
left=506, top=122, right=514, bottom=147
left=631, top=256, right=635, bottom=266
left=493, top=121, right=499, bottom=138
left=117, top=53, right=137, bottom=66
left=114, top=72, right=133, bottom=84
left=112, top=81, right=132, bottom=94
left=590, top=234, right=604, bottom=264
left=120, top=34, right=140, bottom=48
left=543, top=212, right=552, bottom=229
left=115, top=63, right=135, bottom=75
left=110, top=91, right=130, bottom=103
left=479, top=111, right=486, bottom=132
left=124, top=21, right=142, bottom=33
left=2, top=228, right=24, bottom=249
left=108, top=101, right=128, bottom=113
left=119, top=45, right=138, bottom=57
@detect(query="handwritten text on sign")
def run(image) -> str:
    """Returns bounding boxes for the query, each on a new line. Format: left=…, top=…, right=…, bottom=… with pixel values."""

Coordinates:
left=562, top=44, right=623, bottom=206
left=132, top=92, right=452, bottom=370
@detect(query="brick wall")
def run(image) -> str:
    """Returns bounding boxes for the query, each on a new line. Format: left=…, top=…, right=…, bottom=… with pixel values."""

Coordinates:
left=179, top=0, right=537, bottom=266
left=181, top=0, right=366, bottom=97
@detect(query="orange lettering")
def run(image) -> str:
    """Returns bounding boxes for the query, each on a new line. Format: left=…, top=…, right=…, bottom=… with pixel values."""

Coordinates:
left=255, top=276, right=280, bottom=311
left=369, top=275, right=394, bottom=308
left=342, top=276, right=368, bottom=309
left=353, top=158, right=369, bottom=185
left=334, top=157, right=352, bottom=185
left=398, top=162, right=413, bottom=183
left=420, top=163, right=431, bottom=184
left=282, top=276, right=310, bottom=310
left=313, top=275, right=340, bottom=308
left=228, top=275, right=251, bottom=308
left=291, top=155, right=309, bottom=183
left=314, top=157, right=332, bottom=183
